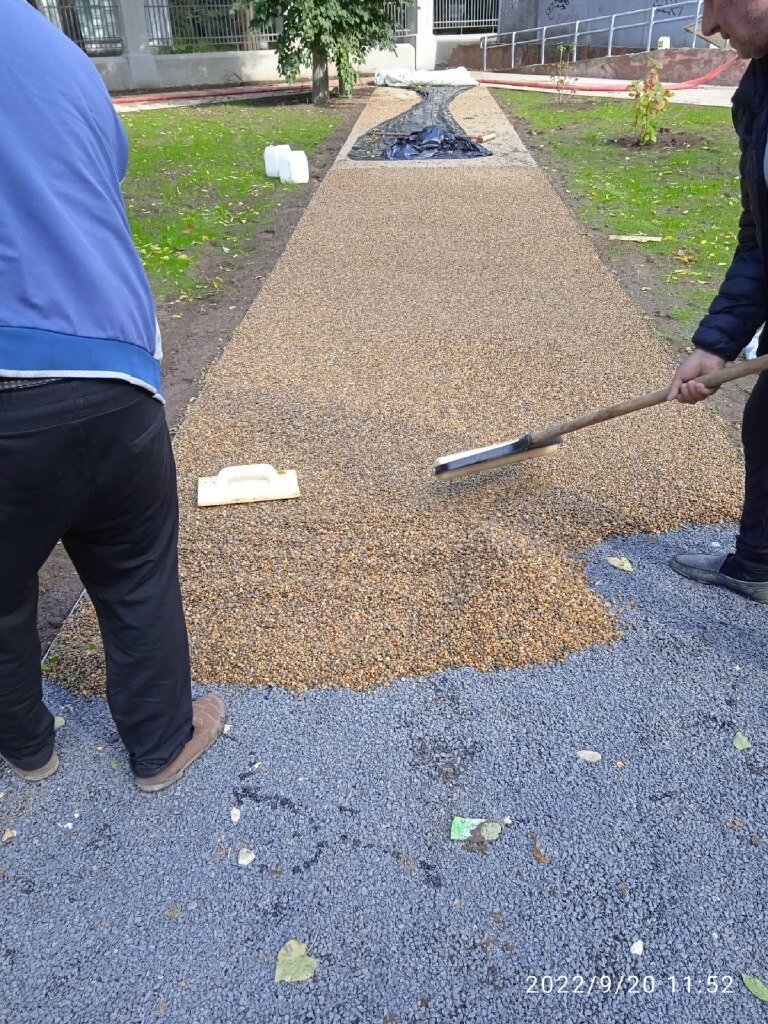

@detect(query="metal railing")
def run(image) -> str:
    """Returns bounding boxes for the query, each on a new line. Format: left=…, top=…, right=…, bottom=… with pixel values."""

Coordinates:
left=387, top=1, right=415, bottom=38
left=480, top=1, right=728, bottom=70
left=145, top=2, right=412, bottom=54
left=145, top=0, right=279, bottom=53
left=434, top=0, right=499, bottom=35
left=38, top=0, right=123, bottom=55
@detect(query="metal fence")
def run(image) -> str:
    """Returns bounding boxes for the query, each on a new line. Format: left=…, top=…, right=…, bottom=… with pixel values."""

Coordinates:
left=145, top=0, right=279, bottom=53
left=387, top=1, right=415, bottom=38
left=38, top=0, right=123, bottom=55
left=145, top=1, right=413, bottom=54
left=434, top=0, right=499, bottom=34
left=481, top=0, right=726, bottom=69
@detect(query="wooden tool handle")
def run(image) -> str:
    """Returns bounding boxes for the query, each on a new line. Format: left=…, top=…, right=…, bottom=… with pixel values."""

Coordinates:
left=531, top=354, right=768, bottom=446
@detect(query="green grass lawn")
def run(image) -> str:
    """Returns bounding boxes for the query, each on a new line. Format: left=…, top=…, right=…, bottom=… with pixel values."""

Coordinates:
left=495, top=91, right=741, bottom=332
left=120, top=102, right=340, bottom=302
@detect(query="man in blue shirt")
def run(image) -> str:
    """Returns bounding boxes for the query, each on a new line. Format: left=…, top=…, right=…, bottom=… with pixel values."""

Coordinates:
left=0, top=0, right=226, bottom=790
left=668, top=0, right=768, bottom=604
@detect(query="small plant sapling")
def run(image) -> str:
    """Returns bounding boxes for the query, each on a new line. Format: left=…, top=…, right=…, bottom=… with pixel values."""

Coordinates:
left=627, top=60, right=673, bottom=145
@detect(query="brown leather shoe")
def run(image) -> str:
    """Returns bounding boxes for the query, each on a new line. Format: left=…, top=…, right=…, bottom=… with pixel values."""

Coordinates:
left=134, top=695, right=227, bottom=793
left=1, top=750, right=59, bottom=783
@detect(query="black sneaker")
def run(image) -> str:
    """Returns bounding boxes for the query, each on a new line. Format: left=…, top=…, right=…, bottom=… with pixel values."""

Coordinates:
left=670, top=553, right=768, bottom=604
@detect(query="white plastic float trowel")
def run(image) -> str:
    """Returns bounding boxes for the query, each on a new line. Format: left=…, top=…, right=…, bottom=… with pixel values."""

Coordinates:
left=197, top=464, right=300, bottom=508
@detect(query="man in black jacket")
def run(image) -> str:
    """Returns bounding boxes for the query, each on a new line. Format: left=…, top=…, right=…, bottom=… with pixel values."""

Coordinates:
left=668, top=0, right=768, bottom=603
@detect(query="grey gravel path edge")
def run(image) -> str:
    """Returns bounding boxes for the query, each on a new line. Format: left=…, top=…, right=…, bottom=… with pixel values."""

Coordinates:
left=1, top=522, right=766, bottom=1024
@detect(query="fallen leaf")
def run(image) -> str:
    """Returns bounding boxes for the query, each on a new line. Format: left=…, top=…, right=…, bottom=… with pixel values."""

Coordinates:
left=734, top=731, right=752, bottom=752
left=223, top=723, right=231, bottom=735
left=607, top=556, right=634, bottom=572
left=274, top=939, right=319, bottom=983
left=578, top=750, right=602, bottom=764
left=630, top=939, right=644, bottom=955
left=614, top=760, right=627, bottom=769
left=479, top=822, right=503, bottom=843
left=230, top=807, right=241, bottom=824
left=156, top=996, right=170, bottom=1015
left=110, top=758, right=120, bottom=770
left=238, top=846, right=256, bottom=867
left=742, top=974, right=768, bottom=1002
left=450, top=817, right=484, bottom=841
left=53, top=716, right=65, bottom=731
left=451, top=817, right=503, bottom=846
left=164, top=906, right=181, bottom=920
left=532, top=837, right=550, bottom=865
left=1, top=829, right=16, bottom=845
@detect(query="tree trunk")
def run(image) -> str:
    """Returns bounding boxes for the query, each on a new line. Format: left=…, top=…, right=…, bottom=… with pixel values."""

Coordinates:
left=312, top=48, right=330, bottom=105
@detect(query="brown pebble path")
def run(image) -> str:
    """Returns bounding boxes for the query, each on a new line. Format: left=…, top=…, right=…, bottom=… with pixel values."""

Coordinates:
left=49, top=88, right=742, bottom=695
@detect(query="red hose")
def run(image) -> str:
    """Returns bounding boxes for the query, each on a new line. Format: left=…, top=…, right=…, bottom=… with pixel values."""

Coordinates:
left=477, top=54, right=742, bottom=94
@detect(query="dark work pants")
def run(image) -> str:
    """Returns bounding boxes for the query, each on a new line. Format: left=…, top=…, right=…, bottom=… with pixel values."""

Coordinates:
left=0, top=380, right=192, bottom=777
left=738, top=369, right=768, bottom=571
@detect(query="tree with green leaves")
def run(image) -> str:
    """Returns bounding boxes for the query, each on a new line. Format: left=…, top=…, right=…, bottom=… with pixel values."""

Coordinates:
left=238, top=1, right=406, bottom=104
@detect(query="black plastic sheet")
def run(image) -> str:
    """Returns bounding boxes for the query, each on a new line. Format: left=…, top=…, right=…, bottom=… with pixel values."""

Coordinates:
left=348, top=86, right=491, bottom=162
left=383, top=125, right=488, bottom=160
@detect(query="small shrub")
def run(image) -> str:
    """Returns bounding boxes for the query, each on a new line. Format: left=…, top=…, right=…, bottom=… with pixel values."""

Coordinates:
left=551, top=43, right=576, bottom=102
left=627, top=61, right=673, bottom=145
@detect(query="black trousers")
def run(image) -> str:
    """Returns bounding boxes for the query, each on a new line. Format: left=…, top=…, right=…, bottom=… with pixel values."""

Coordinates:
left=738, top=369, right=768, bottom=571
left=0, top=380, right=192, bottom=777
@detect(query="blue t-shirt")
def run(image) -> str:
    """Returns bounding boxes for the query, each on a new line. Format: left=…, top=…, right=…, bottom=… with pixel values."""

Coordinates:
left=0, top=0, right=163, bottom=397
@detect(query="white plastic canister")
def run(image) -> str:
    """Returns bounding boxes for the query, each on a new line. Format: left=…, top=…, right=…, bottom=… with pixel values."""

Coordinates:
left=264, top=143, right=291, bottom=178
left=279, top=150, right=310, bottom=184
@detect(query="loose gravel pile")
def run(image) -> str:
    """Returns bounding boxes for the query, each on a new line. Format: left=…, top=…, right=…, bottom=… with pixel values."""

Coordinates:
left=48, top=88, right=742, bottom=694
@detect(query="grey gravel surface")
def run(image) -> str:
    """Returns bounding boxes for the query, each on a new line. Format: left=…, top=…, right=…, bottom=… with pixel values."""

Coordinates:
left=2, top=524, right=766, bottom=1024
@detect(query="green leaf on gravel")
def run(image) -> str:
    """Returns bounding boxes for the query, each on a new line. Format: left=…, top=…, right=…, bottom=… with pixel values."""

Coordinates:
left=742, top=974, right=768, bottom=1002
left=274, top=940, right=318, bottom=983
left=451, top=817, right=484, bottom=841
left=54, top=716, right=65, bottom=731
left=110, top=758, right=121, bottom=770
left=479, top=822, right=503, bottom=842
left=607, top=556, right=634, bottom=572
left=450, top=817, right=504, bottom=844
left=734, top=731, right=752, bottom=752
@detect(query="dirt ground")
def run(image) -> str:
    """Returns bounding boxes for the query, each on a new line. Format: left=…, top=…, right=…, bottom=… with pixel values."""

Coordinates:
left=36, top=93, right=368, bottom=656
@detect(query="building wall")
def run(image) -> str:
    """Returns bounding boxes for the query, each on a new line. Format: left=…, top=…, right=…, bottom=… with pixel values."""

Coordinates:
left=536, top=0, right=691, bottom=47
left=498, top=0, right=538, bottom=35
left=498, top=0, right=695, bottom=48
left=94, top=43, right=417, bottom=92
